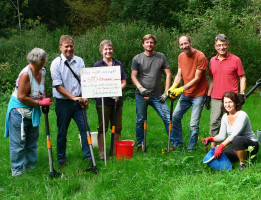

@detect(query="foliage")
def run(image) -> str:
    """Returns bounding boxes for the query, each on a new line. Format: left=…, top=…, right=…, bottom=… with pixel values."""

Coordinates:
left=246, top=146, right=256, bottom=168
left=64, top=0, right=110, bottom=35
left=1, top=19, right=261, bottom=100
left=109, top=0, right=186, bottom=28
left=0, top=25, right=69, bottom=97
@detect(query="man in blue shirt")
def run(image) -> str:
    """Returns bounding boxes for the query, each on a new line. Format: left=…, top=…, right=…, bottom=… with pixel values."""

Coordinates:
left=50, top=35, right=91, bottom=168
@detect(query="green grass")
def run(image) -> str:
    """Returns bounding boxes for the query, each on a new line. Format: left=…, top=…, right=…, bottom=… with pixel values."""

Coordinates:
left=0, top=94, right=261, bottom=200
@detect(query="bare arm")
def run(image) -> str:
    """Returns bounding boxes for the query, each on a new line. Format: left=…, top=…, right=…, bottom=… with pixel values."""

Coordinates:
left=207, top=76, right=213, bottom=96
left=17, top=73, right=39, bottom=106
left=121, top=79, right=127, bottom=90
left=56, top=85, right=88, bottom=105
left=164, top=68, right=171, bottom=92
left=183, top=69, right=203, bottom=90
left=239, top=75, right=246, bottom=93
left=173, top=68, right=182, bottom=86
left=131, top=70, right=142, bottom=88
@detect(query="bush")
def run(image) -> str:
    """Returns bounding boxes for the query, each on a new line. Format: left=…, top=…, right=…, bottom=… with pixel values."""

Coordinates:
left=0, top=21, right=260, bottom=100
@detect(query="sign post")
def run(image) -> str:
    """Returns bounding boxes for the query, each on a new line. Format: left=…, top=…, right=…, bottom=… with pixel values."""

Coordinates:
left=81, top=66, right=122, bottom=165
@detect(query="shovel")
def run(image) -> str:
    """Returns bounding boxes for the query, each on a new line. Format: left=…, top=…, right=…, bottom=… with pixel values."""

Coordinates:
left=79, top=103, right=98, bottom=174
left=109, top=99, right=118, bottom=158
left=245, top=78, right=261, bottom=98
left=167, top=96, right=176, bottom=152
left=42, top=106, right=62, bottom=178
left=142, top=91, right=151, bottom=153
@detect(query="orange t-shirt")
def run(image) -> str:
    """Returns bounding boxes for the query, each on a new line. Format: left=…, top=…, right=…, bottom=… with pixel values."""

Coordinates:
left=178, top=49, right=208, bottom=97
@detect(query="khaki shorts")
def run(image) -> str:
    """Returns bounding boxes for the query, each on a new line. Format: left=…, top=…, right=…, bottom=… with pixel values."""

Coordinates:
left=96, top=105, right=123, bottom=135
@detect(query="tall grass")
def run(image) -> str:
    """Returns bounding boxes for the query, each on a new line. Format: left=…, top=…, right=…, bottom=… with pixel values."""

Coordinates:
left=0, top=93, right=261, bottom=200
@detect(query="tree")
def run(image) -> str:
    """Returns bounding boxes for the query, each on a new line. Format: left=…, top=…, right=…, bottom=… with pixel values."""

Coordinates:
left=9, top=0, right=28, bottom=33
left=64, top=0, right=110, bottom=34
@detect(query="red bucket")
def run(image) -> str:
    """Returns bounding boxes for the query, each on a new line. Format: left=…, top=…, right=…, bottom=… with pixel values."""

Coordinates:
left=115, top=140, right=135, bottom=160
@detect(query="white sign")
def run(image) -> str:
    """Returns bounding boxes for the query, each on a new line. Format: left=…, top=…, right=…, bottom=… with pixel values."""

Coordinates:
left=80, top=66, right=122, bottom=98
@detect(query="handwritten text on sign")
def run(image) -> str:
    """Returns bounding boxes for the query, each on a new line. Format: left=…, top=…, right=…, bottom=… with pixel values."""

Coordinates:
left=81, top=66, right=122, bottom=98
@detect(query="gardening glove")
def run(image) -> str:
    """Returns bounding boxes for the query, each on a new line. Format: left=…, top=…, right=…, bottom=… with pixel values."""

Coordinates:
left=172, top=87, right=185, bottom=97
left=239, top=94, right=245, bottom=105
left=138, top=86, right=148, bottom=96
left=205, top=96, right=211, bottom=110
left=38, top=97, right=52, bottom=106
left=214, top=144, right=225, bottom=159
left=111, top=96, right=120, bottom=100
left=202, top=137, right=214, bottom=146
left=167, top=83, right=178, bottom=97
left=159, top=92, right=168, bottom=103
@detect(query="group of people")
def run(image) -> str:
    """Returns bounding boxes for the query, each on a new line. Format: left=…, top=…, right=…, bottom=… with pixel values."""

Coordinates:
left=4, top=33, right=259, bottom=177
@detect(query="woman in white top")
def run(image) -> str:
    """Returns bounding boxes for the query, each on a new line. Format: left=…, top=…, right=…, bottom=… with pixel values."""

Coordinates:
left=202, top=91, right=259, bottom=169
left=5, top=48, right=52, bottom=177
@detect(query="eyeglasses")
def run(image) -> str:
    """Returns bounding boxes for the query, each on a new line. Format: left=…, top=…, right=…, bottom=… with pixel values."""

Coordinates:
left=215, top=43, right=228, bottom=48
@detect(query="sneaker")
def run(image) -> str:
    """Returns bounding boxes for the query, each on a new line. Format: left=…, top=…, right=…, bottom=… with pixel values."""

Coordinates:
left=58, top=161, right=66, bottom=169
left=99, top=154, right=109, bottom=161
left=240, top=163, right=246, bottom=171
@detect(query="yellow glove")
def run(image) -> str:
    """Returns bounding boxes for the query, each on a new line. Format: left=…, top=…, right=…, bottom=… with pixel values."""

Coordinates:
left=173, top=87, right=185, bottom=96
left=167, top=83, right=178, bottom=97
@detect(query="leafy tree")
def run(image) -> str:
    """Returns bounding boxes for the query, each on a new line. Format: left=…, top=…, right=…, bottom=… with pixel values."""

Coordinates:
left=64, top=0, right=110, bottom=34
left=110, top=0, right=187, bottom=28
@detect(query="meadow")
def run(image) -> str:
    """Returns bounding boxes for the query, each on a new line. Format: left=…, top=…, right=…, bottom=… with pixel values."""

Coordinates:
left=0, top=93, right=261, bottom=200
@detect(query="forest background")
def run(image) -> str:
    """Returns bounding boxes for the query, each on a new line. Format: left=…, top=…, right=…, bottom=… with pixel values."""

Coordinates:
left=1, top=0, right=261, bottom=100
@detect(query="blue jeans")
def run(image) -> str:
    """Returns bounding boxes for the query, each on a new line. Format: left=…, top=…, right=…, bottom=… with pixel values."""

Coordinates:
left=55, top=99, right=91, bottom=162
left=9, top=109, right=39, bottom=177
left=172, top=94, right=206, bottom=150
left=135, top=94, right=173, bottom=146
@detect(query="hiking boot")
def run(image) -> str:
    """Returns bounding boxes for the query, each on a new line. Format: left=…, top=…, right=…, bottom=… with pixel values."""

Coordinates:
left=58, top=161, right=66, bottom=169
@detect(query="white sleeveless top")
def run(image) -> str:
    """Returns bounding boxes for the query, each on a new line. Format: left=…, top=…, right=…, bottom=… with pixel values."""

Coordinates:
left=12, top=65, right=46, bottom=100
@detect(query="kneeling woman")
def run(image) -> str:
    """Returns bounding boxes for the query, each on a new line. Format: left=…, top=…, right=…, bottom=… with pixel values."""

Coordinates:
left=203, top=91, right=259, bottom=169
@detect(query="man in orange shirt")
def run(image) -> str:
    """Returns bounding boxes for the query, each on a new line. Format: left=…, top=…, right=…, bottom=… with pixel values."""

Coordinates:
left=168, top=35, right=208, bottom=152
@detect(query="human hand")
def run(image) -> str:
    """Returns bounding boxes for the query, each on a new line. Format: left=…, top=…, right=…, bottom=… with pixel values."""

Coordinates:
left=38, top=97, right=52, bottom=106
left=111, top=96, right=120, bottom=100
left=202, top=137, right=214, bottom=146
left=239, top=94, right=245, bottom=105
left=159, top=92, right=168, bottom=103
left=77, top=97, right=88, bottom=106
left=214, top=144, right=225, bottom=159
left=205, top=96, right=211, bottom=110
left=172, top=87, right=185, bottom=96
left=167, top=83, right=178, bottom=97
left=138, top=87, right=148, bottom=96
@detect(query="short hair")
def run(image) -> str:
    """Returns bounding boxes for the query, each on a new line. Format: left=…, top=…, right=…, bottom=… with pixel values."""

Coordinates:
left=178, top=35, right=191, bottom=44
left=142, top=34, right=157, bottom=44
left=215, top=34, right=229, bottom=44
left=221, top=91, right=241, bottom=113
left=59, top=35, right=74, bottom=46
left=26, top=48, right=47, bottom=66
left=99, top=40, right=113, bottom=53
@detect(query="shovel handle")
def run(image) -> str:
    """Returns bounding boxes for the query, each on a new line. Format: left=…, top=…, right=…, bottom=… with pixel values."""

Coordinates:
left=245, top=78, right=261, bottom=99
left=42, top=106, right=49, bottom=114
